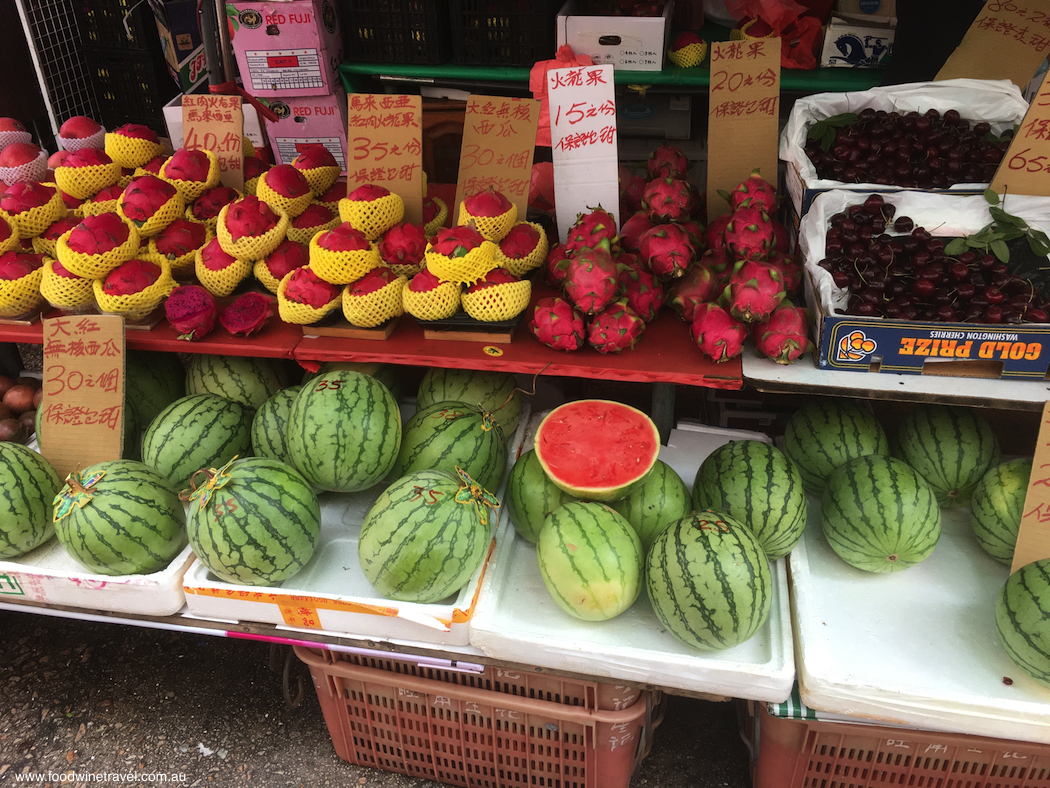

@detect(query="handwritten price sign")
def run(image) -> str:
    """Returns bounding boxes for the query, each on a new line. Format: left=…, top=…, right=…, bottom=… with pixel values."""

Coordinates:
left=453, top=95, right=540, bottom=226
left=937, top=0, right=1050, bottom=87
left=348, top=94, right=423, bottom=224
left=182, top=94, right=243, bottom=191
left=40, top=314, right=125, bottom=480
left=1012, top=400, right=1050, bottom=573
left=991, top=69, right=1050, bottom=195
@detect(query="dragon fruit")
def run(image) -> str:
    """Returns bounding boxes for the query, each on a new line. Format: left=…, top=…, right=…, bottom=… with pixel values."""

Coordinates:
left=153, top=219, right=206, bottom=258
left=263, top=164, right=311, bottom=198
left=618, top=166, right=646, bottom=215
left=348, top=266, right=398, bottom=296
left=49, top=258, right=79, bottom=279
left=647, top=144, right=688, bottom=181
left=292, top=203, right=335, bottom=229
left=110, top=124, right=157, bottom=142
left=643, top=178, right=692, bottom=224
left=700, top=247, right=733, bottom=275
left=544, top=243, right=572, bottom=287
left=89, top=184, right=125, bottom=203
left=67, top=213, right=130, bottom=255
left=619, top=211, right=654, bottom=254
left=219, top=291, right=274, bottom=336
left=617, top=260, right=665, bottom=322
left=691, top=303, right=746, bottom=363
left=639, top=223, right=694, bottom=281
left=320, top=181, right=347, bottom=204
left=198, top=237, right=238, bottom=272
left=224, top=196, right=279, bottom=240
left=771, top=218, right=790, bottom=254
left=120, top=175, right=177, bottom=222
left=766, top=251, right=802, bottom=294
left=40, top=217, right=79, bottom=243
left=587, top=300, right=645, bottom=354
left=669, top=264, right=723, bottom=323
left=704, top=214, right=732, bottom=250
left=59, top=147, right=113, bottom=168
left=751, top=301, right=811, bottom=365
left=378, top=222, right=426, bottom=265
left=724, top=167, right=777, bottom=212
left=0, top=252, right=43, bottom=279
left=284, top=266, right=341, bottom=306
left=163, top=148, right=211, bottom=182
left=430, top=224, right=484, bottom=257
left=243, top=156, right=270, bottom=180
left=1, top=182, right=54, bottom=214
left=293, top=146, right=338, bottom=170
left=499, top=223, right=540, bottom=259
left=407, top=267, right=444, bottom=292
left=529, top=296, right=585, bottom=351
left=164, top=284, right=216, bottom=340
left=466, top=267, right=518, bottom=291
left=263, top=240, right=309, bottom=280
left=102, top=258, right=160, bottom=295
left=723, top=205, right=774, bottom=260
left=565, top=208, right=618, bottom=254
left=318, top=223, right=371, bottom=252
left=139, top=155, right=166, bottom=175
left=422, top=196, right=440, bottom=224
left=720, top=259, right=786, bottom=323
left=190, top=187, right=239, bottom=220
left=679, top=219, right=705, bottom=250
left=347, top=184, right=391, bottom=202
left=563, top=239, right=619, bottom=314
left=463, top=188, right=513, bottom=217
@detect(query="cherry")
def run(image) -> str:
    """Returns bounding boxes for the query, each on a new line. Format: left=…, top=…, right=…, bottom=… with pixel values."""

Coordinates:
left=937, top=305, right=959, bottom=322
left=956, top=282, right=976, bottom=300
left=1026, top=308, right=1049, bottom=323
left=863, top=194, right=884, bottom=214
left=894, top=216, right=915, bottom=233
left=984, top=305, right=1003, bottom=323
left=912, top=278, right=936, bottom=299
left=949, top=261, right=970, bottom=281
left=832, top=270, right=851, bottom=289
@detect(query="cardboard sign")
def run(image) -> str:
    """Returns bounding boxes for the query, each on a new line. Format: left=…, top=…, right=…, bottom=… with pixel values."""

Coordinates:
left=706, top=39, right=781, bottom=223
left=990, top=68, right=1050, bottom=196
left=548, top=64, right=620, bottom=243
left=936, top=0, right=1050, bottom=89
left=347, top=94, right=423, bottom=225
left=39, top=314, right=125, bottom=481
left=182, top=94, right=244, bottom=191
left=1013, top=400, right=1050, bottom=574
left=452, top=96, right=540, bottom=227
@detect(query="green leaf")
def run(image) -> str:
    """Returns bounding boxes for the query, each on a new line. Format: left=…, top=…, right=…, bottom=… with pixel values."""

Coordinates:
left=944, top=238, right=967, bottom=256
left=989, top=206, right=1028, bottom=229
left=984, top=189, right=1001, bottom=205
left=991, top=238, right=1010, bottom=262
left=716, top=189, right=731, bottom=203
left=966, top=237, right=987, bottom=248
left=821, top=127, right=836, bottom=152
left=1029, top=230, right=1050, bottom=257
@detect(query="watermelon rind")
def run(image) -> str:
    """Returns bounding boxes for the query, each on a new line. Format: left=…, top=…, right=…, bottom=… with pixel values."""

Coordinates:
left=610, top=460, right=691, bottom=555
left=691, top=440, right=806, bottom=561
left=970, top=458, right=1032, bottom=566
left=251, top=386, right=301, bottom=467
left=416, top=367, right=522, bottom=437
left=996, top=558, right=1050, bottom=689
left=0, top=443, right=62, bottom=558
left=646, top=509, right=772, bottom=651
left=185, top=354, right=283, bottom=411
left=186, top=457, right=321, bottom=586
left=821, top=455, right=941, bottom=573
left=505, top=449, right=572, bottom=544
left=125, top=349, right=185, bottom=426
left=306, top=361, right=403, bottom=404
left=535, top=500, right=643, bottom=622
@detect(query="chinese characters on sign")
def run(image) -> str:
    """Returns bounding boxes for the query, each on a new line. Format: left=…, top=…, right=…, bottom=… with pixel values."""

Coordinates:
left=182, top=94, right=244, bottom=191
left=1012, top=401, right=1050, bottom=572
left=347, top=94, right=423, bottom=223
left=991, top=68, right=1050, bottom=195
left=937, top=0, right=1050, bottom=87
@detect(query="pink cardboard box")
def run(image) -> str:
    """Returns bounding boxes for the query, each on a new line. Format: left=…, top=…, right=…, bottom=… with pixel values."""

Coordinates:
left=267, top=88, right=348, bottom=174
left=227, top=0, right=342, bottom=98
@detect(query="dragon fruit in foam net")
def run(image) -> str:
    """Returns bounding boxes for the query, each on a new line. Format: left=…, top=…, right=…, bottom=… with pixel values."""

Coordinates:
left=669, top=264, right=723, bottom=323
left=724, top=168, right=777, bottom=212
left=102, top=259, right=160, bottom=296
left=643, top=178, right=692, bottom=224
left=587, top=300, right=645, bottom=354
left=565, top=208, right=618, bottom=255
left=164, top=284, right=216, bottom=341
left=500, top=223, right=540, bottom=259
left=225, top=196, right=279, bottom=241
left=220, top=291, right=274, bottom=337
left=647, top=144, right=688, bottom=181
left=563, top=239, right=619, bottom=315
left=529, top=296, right=585, bottom=352
left=720, top=259, right=786, bottom=323
left=379, top=222, right=426, bottom=266
left=120, top=176, right=176, bottom=222
left=751, top=300, right=811, bottom=365
left=619, top=211, right=654, bottom=254
left=724, top=205, right=774, bottom=261
left=544, top=243, right=572, bottom=288
left=639, top=223, right=694, bottom=281
left=691, top=303, right=746, bottom=363
left=617, top=258, right=664, bottom=322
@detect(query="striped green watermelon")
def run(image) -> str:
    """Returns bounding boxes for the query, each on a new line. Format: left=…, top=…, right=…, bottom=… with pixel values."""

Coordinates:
left=997, top=558, right=1050, bottom=688
left=416, top=368, right=522, bottom=437
left=784, top=399, right=890, bottom=496
left=286, top=370, right=402, bottom=493
left=125, top=350, right=185, bottom=426
left=505, top=449, right=572, bottom=544
left=308, top=361, right=403, bottom=404
left=186, top=457, right=320, bottom=585
left=358, top=468, right=496, bottom=603
left=536, top=501, right=643, bottom=621
left=610, top=460, right=691, bottom=555
left=391, top=401, right=506, bottom=492
left=971, top=458, right=1032, bottom=566
left=646, top=509, right=772, bottom=651
left=250, top=386, right=301, bottom=466
left=892, top=404, right=1000, bottom=508
left=822, top=455, right=941, bottom=573
left=141, top=394, right=254, bottom=491
left=185, top=354, right=283, bottom=411
left=0, top=443, right=62, bottom=558
left=53, top=460, right=186, bottom=575
left=692, top=441, right=806, bottom=561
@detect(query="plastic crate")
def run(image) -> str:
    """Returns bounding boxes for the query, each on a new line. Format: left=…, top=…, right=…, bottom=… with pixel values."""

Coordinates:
left=448, top=0, right=559, bottom=66
left=83, top=48, right=175, bottom=134
left=747, top=701, right=1050, bottom=788
left=295, top=645, right=660, bottom=787
left=342, top=0, right=452, bottom=64
left=72, top=0, right=156, bottom=50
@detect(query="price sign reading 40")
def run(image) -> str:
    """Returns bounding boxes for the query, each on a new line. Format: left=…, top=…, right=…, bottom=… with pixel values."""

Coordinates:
left=347, top=94, right=423, bottom=224
left=182, top=94, right=244, bottom=191
left=992, top=68, right=1050, bottom=196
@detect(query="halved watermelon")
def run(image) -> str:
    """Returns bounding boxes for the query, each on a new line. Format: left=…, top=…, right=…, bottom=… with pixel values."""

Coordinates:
left=534, top=399, right=660, bottom=501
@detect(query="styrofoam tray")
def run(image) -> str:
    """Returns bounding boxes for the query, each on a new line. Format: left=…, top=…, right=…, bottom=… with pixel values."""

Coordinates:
left=182, top=407, right=529, bottom=647
left=469, top=418, right=796, bottom=701
left=790, top=498, right=1050, bottom=744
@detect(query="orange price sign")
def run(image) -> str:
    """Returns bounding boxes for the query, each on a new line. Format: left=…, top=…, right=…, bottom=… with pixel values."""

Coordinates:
left=937, top=0, right=1050, bottom=89
left=991, top=68, right=1050, bottom=195
left=347, top=94, right=423, bottom=224
left=279, top=605, right=322, bottom=629
left=1012, top=400, right=1050, bottom=573
left=182, top=94, right=244, bottom=191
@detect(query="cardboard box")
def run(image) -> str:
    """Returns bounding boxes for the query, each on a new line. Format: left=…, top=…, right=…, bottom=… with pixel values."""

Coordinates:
left=163, top=92, right=268, bottom=151
left=148, top=0, right=208, bottom=92
left=617, top=93, right=691, bottom=139
left=227, top=0, right=343, bottom=98
left=556, top=0, right=674, bottom=72
left=266, top=89, right=348, bottom=174
left=819, top=14, right=894, bottom=69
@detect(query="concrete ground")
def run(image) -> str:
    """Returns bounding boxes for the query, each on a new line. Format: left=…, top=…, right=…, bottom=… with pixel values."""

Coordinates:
left=0, top=608, right=755, bottom=787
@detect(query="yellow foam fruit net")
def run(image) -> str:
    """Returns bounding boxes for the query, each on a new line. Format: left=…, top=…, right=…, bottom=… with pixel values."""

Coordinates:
left=244, top=175, right=261, bottom=197
left=105, top=133, right=163, bottom=170
left=118, top=170, right=135, bottom=189
left=31, top=235, right=57, bottom=257
left=252, top=258, right=284, bottom=295
left=242, top=136, right=256, bottom=157
left=462, top=279, right=532, bottom=322
left=149, top=227, right=213, bottom=278
left=40, top=258, right=96, bottom=312
left=493, top=221, right=549, bottom=277
left=276, top=270, right=342, bottom=325
left=299, top=165, right=341, bottom=198
left=195, top=250, right=252, bottom=297
left=424, top=197, right=448, bottom=236
left=184, top=206, right=219, bottom=235
left=0, top=215, right=19, bottom=254
left=117, top=188, right=186, bottom=239
left=402, top=276, right=461, bottom=321
left=93, top=259, right=176, bottom=321
left=342, top=274, right=406, bottom=328
left=668, top=39, right=708, bottom=68
left=732, top=19, right=776, bottom=40
left=0, top=266, right=44, bottom=318
left=216, top=203, right=290, bottom=260
left=1, top=187, right=67, bottom=239
left=458, top=202, right=517, bottom=242
left=388, top=261, right=424, bottom=278
left=338, top=193, right=404, bottom=240
left=54, top=161, right=122, bottom=201
left=286, top=212, right=340, bottom=246
left=80, top=193, right=121, bottom=217
left=56, top=220, right=141, bottom=280
left=256, top=172, right=314, bottom=219
left=424, top=239, right=499, bottom=285
left=161, top=149, right=222, bottom=203
left=309, top=235, right=381, bottom=285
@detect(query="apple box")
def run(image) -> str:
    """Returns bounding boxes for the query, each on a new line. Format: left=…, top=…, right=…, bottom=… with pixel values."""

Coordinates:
left=148, top=0, right=208, bottom=91
left=266, top=89, right=348, bottom=175
left=556, top=0, right=674, bottom=72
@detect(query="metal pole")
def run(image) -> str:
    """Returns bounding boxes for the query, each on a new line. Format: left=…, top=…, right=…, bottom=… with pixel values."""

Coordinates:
left=198, top=0, right=224, bottom=86
left=214, top=0, right=236, bottom=86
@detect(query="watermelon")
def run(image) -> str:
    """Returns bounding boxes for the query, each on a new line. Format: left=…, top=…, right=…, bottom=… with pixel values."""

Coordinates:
left=251, top=386, right=301, bottom=466
left=186, top=457, right=320, bottom=586
left=821, top=455, right=941, bottom=573
left=971, top=458, right=1032, bottom=566
left=609, top=460, right=691, bottom=554
left=692, top=440, right=806, bottom=561
left=0, top=443, right=62, bottom=558
left=141, top=394, right=254, bottom=491
left=646, top=509, right=772, bottom=651
left=533, top=400, right=660, bottom=501
left=309, top=361, right=403, bottom=403
left=416, top=368, right=522, bottom=437
left=286, top=370, right=402, bottom=493
left=125, top=349, right=185, bottom=426
left=185, top=354, right=283, bottom=410
left=390, top=401, right=506, bottom=493
left=997, top=558, right=1050, bottom=688
left=53, top=460, right=186, bottom=575
left=505, top=449, right=572, bottom=544
left=358, top=468, right=496, bottom=603
left=536, top=500, right=643, bottom=621
left=892, top=404, right=1000, bottom=508
left=783, top=399, right=890, bottom=496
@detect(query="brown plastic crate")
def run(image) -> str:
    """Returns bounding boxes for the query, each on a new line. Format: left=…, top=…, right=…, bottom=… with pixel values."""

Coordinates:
left=295, top=646, right=658, bottom=787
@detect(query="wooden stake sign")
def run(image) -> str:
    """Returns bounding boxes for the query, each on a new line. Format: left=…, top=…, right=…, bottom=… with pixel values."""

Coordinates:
left=182, top=94, right=244, bottom=191
left=1013, top=400, right=1050, bottom=574
left=347, top=94, right=423, bottom=225
left=990, top=67, right=1050, bottom=196
left=706, top=38, right=781, bottom=223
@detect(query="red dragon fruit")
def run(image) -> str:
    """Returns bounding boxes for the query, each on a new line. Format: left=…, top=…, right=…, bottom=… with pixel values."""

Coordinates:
left=163, top=148, right=211, bottom=183
left=705, top=214, right=732, bottom=250
left=40, top=217, right=79, bottom=243
left=139, top=155, right=166, bottom=175
left=225, top=196, right=279, bottom=240
left=0, top=252, right=43, bottom=279
left=563, top=239, right=619, bottom=314
left=61, top=147, right=113, bottom=168
left=529, top=296, right=585, bottom=351
left=292, top=145, right=338, bottom=171
left=751, top=300, right=811, bottom=365
left=499, top=223, right=540, bottom=259
left=647, top=144, right=688, bottom=180
left=263, top=164, right=311, bottom=198
left=284, top=266, right=341, bottom=306
left=164, top=284, right=216, bottom=340
left=587, top=300, right=645, bottom=354
left=643, top=178, right=692, bottom=225
left=720, top=259, right=786, bottom=323
left=639, top=223, right=694, bottom=281
left=347, top=184, right=391, bottom=202
left=691, top=303, right=746, bottom=363
left=766, top=251, right=802, bottom=294
left=679, top=219, right=704, bottom=250
left=90, top=184, right=125, bottom=203
left=430, top=224, right=484, bottom=257
left=422, top=196, right=440, bottom=224
left=618, top=166, right=646, bottom=215
left=219, top=291, right=274, bottom=336
left=263, top=240, right=309, bottom=280
left=49, top=258, right=80, bottom=279
left=1, top=182, right=55, bottom=215
left=617, top=260, right=665, bottom=322
left=153, top=219, right=206, bottom=258
left=407, top=266, right=444, bottom=292
left=771, top=218, right=790, bottom=254
left=67, top=212, right=130, bottom=255
left=565, top=207, right=618, bottom=254
left=619, top=211, right=654, bottom=254
left=700, top=247, right=733, bottom=275
left=724, top=205, right=774, bottom=261
left=198, top=237, right=238, bottom=271
left=110, top=124, right=157, bottom=142
left=669, top=264, right=723, bottom=323
left=243, top=156, right=270, bottom=180
left=102, top=258, right=160, bottom=295
left=723, top=167, right=778, bottom=212
left=463, top=188, right=513, bottom=217
left=320, top=181, right=347, bottom=204
left=121, top=175, right=177, bottom=222
left=378, top=222, right=426, bottom=265
left=544, top=243, right=572, bottom=287
left=292, top=203, right=335, bottom=229
left=190, top=186, right=239, bottom=220
left=318, top=223, right=371, bottom=252
left=467, top=267, right=518, bottom=291
left=348, top=266, right=398, bottom=296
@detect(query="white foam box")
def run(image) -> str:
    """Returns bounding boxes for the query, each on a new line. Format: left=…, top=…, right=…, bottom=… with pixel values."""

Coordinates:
left=470, top=419, right=796, bottom=702
left=556, top=0, right=674, bottom=72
